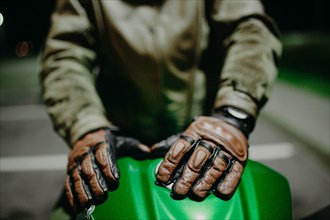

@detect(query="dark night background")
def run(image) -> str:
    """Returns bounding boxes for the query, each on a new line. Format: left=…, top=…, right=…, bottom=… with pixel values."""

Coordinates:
left=0, top=0, right=329, bottom=81
left=0, top=0, right=329, bottom=51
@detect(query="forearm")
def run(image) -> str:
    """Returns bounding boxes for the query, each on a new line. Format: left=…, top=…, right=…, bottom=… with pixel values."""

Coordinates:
left=40, top=0, right=111, bottom=145
left=215, top=17, right=282, bottom=117
left=208, top=0, right=282, bottom=136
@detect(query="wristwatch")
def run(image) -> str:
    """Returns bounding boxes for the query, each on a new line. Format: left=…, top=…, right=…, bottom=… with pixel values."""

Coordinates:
left=212, top=106, right=255, bottom=137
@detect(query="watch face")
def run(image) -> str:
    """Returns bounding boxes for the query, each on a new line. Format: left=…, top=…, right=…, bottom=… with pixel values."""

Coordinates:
left=227, top=107, right=248, bottom=119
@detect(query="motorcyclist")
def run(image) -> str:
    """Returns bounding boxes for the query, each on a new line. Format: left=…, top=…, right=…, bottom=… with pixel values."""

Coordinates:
left=40, top=0, right=282, bottom=218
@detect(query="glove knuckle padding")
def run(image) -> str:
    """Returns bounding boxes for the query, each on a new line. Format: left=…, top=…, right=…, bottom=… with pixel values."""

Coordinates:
left=188, top=146, right=210, bottom=172
left=187, top=116, right=248, bottom=162
left=169, top=141, right=188, bottom=161
left=157, top=138, right=192, bottom=183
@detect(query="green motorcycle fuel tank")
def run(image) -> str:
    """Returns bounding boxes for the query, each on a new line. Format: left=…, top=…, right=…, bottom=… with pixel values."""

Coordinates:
left=79, top=158, right=292, bottom=220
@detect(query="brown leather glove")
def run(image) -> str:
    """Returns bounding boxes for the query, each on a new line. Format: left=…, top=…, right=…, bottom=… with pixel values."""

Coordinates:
left=155, top=116, right=248, bottom=200
left=65, top=128, right=149, bottom=212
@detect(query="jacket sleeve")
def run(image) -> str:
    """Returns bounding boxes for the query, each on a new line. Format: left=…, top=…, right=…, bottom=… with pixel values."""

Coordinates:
left=40, top=0, right=111, bottom=145
left=210, top=0, right=282, bottom=118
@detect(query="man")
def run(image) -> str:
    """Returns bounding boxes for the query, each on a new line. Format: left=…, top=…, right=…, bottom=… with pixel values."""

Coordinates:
left=40, top=0, right=282, bottom=218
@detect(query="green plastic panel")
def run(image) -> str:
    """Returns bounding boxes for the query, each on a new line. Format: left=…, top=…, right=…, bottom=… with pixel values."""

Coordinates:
left=89, top=158, right=292, bottom=220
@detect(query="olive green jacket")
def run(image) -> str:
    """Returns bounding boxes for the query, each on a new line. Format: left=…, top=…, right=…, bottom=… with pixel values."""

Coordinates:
left=40, top=0, right=282, bottom=145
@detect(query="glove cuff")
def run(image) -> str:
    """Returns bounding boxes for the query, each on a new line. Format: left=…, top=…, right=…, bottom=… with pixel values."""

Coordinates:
left=212, top=106, right=255, bottom=137
left=70, top=114, right=112, bottom=145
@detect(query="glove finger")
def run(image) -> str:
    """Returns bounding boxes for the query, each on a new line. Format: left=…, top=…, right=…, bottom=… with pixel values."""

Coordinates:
left=150, top=133, right=180, bottom=158
left=64, top=174, right=79, bottom=213
left=80, top=150, right=108, bottom=202
left=71, top=165, right=93, bottom=208
left=215, top=160, right=243, bottom=200
left=67, top=146, right=89, bottom=171
left=172, top=141, right=214, bottom=199
left=94, top=142, right=119, bottom=189
left=156, top=135, right=195, bottom=185
left=190, top=149, right=230, bottom=200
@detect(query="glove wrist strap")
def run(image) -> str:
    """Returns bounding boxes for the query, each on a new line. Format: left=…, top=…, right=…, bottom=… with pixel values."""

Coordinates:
left=212, top=106, right=255, bottom=137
